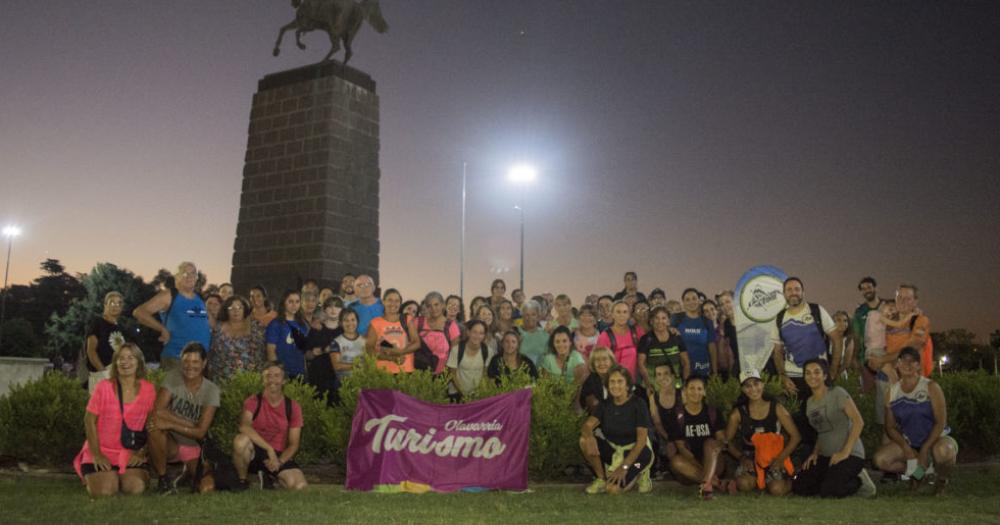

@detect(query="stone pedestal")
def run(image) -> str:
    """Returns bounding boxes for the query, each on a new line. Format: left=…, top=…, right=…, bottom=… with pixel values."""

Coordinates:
left=231, top=63, right=380, bottom=297
left=0, top=357, right=52, bottom=397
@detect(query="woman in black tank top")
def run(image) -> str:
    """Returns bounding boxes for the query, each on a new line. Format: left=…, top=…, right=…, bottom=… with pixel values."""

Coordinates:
left=648, top=363, right=682, bottom=463
left=724, top=371, right=800, bottom=495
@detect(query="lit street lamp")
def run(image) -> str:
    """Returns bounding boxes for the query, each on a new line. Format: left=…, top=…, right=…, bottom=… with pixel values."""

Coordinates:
left=0, top=225, right=23, bottom=349
left=938, top=354, right=949, bottom=376
left=507, top=164, right=537, bottom=293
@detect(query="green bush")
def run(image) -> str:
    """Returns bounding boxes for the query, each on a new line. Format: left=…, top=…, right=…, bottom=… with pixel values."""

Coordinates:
left=471, top=369, right=583, bottom=479
left=936, top=370, right=1000, bottom=455
left=0, top=372, right=88, bottom=464
left=5, top=362, right=998, bottom=473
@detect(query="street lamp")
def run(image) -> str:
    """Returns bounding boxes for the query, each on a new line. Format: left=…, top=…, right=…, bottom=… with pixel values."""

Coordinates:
left=460, top=162, right=467, bottom=300
left=938, top=355, right=949, bottom=376
left=0, top=225, right=23, bottom=349
left=507, top=164, right=537, bottom=293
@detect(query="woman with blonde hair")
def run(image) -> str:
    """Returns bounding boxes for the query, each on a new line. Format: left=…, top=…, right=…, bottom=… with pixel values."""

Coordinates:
left=85, top=291, right=128, bottom=394
left=73, top=343, right=157, bottom=497
left=578, top=347, right=617, bottom=415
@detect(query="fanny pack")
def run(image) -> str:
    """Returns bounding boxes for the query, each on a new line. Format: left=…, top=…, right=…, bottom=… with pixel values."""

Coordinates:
left=117, top=380, right=148, bottom=450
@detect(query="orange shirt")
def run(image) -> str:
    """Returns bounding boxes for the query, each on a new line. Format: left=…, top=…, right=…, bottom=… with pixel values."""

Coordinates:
left=368, top=316, right=413, bottom=373
left=885, top=314, right=930, bottom=355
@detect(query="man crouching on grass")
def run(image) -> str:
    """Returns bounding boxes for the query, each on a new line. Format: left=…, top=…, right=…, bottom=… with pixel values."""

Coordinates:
left=147, top=342, right=220, bottom=494
left=232, top=361, right=308, bottom=490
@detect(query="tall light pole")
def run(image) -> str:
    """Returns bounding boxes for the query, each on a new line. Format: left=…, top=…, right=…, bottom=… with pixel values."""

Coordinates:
left=0, top=225, right=23, bottom=349
left=507, top=165, right=536, bottom=293
left=460, top=162, right=467, bottom=300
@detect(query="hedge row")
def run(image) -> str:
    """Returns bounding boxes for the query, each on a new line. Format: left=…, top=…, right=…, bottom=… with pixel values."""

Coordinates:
left=2, top=364, right=997, bottom=474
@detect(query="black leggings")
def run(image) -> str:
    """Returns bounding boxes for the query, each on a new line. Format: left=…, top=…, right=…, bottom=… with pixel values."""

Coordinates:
left=792, top=455, right=863, bottom=498
left=595, top=437, right=654, bottom=487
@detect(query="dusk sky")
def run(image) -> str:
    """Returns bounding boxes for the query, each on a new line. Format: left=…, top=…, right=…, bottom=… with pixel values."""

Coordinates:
left=2, top=1, right=998, bottom=340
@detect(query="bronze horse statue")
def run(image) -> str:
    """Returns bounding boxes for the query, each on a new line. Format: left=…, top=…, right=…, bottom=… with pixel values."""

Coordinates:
left=273, top=0, right=388, bottom=64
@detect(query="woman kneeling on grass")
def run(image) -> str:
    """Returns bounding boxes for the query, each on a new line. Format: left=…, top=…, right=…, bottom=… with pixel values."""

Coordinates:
left=579, top=365, right=654, bottom=494
left=668, top=375, right=726, bottom=500
left=725, top=369, right=800, bottom=495
left=792, top=359, right=876, bottom=498
left=873, top=347, right=958, bottom=494
left=73, top=343, right=157, bottom=497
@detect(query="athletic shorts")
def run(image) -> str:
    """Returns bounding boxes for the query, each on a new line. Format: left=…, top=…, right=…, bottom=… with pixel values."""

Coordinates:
left=596, top=437, right=653, bottom=487
left=248, top=444, right=300, bottom=474
left=171, top=443, right=202, bottom=463
left=80, top=463, right=145, bottom=476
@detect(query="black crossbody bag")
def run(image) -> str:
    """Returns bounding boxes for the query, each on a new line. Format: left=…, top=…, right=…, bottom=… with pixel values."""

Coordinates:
left=117, top=380, right=148, bottom=450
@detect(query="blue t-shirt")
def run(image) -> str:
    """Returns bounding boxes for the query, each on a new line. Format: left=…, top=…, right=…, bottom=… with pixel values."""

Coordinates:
left=161, top=291, right=211, bottom=360
left=265, top=318, right=309, bottom=377
left=348, top=299, right=384, bottom=336
left=672, top=314, right=716, bottom=376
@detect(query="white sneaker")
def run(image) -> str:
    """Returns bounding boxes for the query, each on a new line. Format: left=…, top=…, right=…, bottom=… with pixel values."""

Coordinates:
left=857, top=468, right=877, bottom=498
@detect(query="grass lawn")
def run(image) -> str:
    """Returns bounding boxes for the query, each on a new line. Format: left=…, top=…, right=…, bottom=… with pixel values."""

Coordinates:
left=3, top=467, right=1000, bottom=525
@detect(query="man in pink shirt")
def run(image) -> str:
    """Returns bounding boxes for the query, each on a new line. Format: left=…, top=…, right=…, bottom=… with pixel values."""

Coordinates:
left=232, top=361, right=308, bottom=490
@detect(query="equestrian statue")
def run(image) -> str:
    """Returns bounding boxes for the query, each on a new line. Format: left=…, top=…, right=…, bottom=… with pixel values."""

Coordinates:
left=273, top=0, right=388, bottom=64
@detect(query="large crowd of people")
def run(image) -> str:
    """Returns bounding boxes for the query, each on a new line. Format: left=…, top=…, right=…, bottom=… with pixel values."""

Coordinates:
left=77, top=262, right=955, bottom=498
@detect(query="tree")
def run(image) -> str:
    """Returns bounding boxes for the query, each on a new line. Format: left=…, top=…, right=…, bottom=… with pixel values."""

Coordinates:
left=933, top=329, right=980, bottom=371
left=0, top=318, right=43, bottom=357
left=17, top=259, right=84, bottom=334
left=45, top=262, right=159, bottom=362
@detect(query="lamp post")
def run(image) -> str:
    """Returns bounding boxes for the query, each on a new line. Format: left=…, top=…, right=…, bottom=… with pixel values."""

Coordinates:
left=0, top=225, right=23, bottom=349
left=460, top=162, right=467, bottom=300
left=938, top=355, right=948, bottom=376
left=507, top=165, right=537, bottom=293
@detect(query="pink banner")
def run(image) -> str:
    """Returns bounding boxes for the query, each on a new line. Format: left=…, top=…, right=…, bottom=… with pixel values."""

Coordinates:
left=345, top=388, right=532, bottom=492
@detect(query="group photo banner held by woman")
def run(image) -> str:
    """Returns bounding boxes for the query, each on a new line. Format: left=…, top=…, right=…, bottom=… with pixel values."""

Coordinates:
left=346, top=388, right=532, bottom=492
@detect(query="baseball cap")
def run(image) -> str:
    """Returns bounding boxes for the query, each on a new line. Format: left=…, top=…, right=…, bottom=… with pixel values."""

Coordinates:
left=898, top=347, right=921, bottom=362
left=739, top=368, right=762, bottom=385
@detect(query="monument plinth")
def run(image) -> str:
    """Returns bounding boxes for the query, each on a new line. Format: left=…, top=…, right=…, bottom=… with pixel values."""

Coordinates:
left=231, top=63, right=380, bottom=296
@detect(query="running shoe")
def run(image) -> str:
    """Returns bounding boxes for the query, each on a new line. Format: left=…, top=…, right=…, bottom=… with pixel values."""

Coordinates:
left=637, top=469, right=653, bottom=493
left=259, top=470, right=276, bottom=490
left=857, top=468, right=877, bottom=498
left=585, top=478, right=607, bottom=494
left=156, top=475, right=175, bottom=495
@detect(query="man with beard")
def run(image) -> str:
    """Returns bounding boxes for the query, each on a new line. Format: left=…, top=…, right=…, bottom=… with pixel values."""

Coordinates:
left=770, top=277, right=843, bottom=444
left=338, top=273, right=357, bottom=303
left=852, top=277, right=881, bottom=392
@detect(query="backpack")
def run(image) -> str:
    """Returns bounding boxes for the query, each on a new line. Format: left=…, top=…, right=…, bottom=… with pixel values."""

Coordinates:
left=775, top=303, right=827, bottom=344
left=908, top=315, right=934, bottom=378
left=775, top=303, right=829, bottom=366
left=194, top=433, right=242, bottom=491
left=455, top=340, right=490, bottom=367
left=413, top=317, right=456, bottom=372
left=253, top=392, right=293, bottom=424
left=603, top=325, right=639, bottom=352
